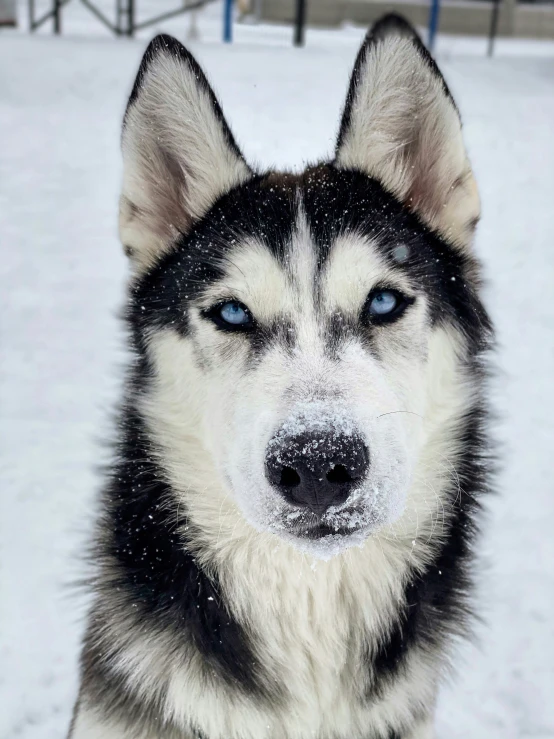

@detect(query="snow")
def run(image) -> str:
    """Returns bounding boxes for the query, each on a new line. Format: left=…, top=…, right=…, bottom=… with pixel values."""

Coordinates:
left=1, top=2, right=554, bottom=737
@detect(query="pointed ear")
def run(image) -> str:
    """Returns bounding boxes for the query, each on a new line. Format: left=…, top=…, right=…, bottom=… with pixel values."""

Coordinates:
left=335, top=14, right=479, bottom=250
left=120, top=35, right=252, bottom=273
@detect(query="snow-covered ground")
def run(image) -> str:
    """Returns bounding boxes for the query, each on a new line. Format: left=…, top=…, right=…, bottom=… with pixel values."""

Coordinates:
left=1, top=2, right=554, bottom=737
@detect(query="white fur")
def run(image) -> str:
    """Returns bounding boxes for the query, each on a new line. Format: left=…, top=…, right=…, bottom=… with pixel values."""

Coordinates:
left=407, top=719, right=436, bottom=739
left=71, top=707, right=146, bottom=739
left=72, top=702, right=435, bottom=739
left=335, top=37, right=480, bottom=250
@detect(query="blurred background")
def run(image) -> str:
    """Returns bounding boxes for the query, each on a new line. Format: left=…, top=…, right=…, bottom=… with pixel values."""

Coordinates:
left=1, top=1, right=553, bottom=737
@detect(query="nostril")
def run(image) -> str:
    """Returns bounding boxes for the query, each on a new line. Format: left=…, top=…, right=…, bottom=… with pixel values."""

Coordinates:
left=326, top=464, right=353, bottom=485
left=279, top=466, right=301, bottom=487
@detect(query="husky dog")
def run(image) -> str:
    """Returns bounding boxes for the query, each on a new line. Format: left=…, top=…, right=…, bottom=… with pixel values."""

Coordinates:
left=70, top=14, right=493, bottom=739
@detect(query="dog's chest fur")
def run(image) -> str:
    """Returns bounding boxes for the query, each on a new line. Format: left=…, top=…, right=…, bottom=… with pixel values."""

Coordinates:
left=170, top=531, right=436, bottom=739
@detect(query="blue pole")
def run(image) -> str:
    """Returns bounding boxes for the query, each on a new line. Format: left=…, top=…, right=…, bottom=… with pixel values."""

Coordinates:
left=223, top=0, right=233, bottom=43
left=428, top=0, right=440, bottom=51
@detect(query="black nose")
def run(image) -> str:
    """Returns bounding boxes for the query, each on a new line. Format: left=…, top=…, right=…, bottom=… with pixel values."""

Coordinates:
left=265, top=431, right=370, bottom=516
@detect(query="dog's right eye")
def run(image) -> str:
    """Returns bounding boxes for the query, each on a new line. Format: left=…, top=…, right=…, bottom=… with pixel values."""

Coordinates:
left=203, top=300, right=255, bottom=332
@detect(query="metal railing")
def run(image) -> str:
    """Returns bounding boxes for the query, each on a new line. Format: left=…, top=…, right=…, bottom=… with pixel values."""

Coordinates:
left=28, top=0, right=215, bottom=36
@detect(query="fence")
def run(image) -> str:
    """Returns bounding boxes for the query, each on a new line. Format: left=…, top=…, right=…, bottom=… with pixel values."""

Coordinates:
left=28, top=0, right=215, bottom=35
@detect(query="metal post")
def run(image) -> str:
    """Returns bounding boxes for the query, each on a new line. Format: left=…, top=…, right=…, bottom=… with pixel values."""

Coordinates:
left=223, top=0, right=233, bottom=42
left=54, top=0, right=61, bottom=33
left=29, top=0, right=35, bottom=31
left=254, top=0, right=262, bottom=23
left=189, top=10, right=199, bottom=39
left=488, top=0, right=502, bottom=56
left=293, top=0, right=306, bottom=46
left=427, top=0, right=440, bottom=51
left=128, top=0, right=135, bottom=36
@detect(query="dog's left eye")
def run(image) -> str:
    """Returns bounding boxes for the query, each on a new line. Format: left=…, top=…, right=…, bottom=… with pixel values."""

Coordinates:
left=363, top=288, right=411, bottom=324
left=204, top=300, right=254, bottom=332
left=370, top=290, right=398, bottom=315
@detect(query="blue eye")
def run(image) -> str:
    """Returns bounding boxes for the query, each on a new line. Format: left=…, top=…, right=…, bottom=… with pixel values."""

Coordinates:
left=365, top=289, right=410, bottom=324
left=220, top=301, right=249, bottom=325
left=204, top=300, right=254, bottom=331
left=369, top=290, right=398, bottom=315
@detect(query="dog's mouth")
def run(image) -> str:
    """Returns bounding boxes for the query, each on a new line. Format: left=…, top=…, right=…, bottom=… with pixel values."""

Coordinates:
left=267, top=507, right=376, bottom=559
left=294, top=522, right=363, bottom=540
left=280, top=505, right=376, bottom=540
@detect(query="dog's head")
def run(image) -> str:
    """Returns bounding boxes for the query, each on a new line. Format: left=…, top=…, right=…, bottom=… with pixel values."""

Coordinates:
left=120, top=18, right=488, bottom=559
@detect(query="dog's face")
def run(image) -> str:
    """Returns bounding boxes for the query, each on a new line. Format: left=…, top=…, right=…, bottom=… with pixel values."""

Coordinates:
left=160, top=175, right=428, bottom=555
left=120, top=27, right=484, bottom=557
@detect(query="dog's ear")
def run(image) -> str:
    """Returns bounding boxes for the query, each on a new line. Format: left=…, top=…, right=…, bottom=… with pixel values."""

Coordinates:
left=335, top=14, right=479, bottom=250
left=120, top=35, right=252, bottom=273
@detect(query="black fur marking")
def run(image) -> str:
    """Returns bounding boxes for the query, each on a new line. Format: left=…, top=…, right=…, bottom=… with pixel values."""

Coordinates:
left=80, top=405, right=272, bottom=728
left=336, top=13, right=457, bottom=154
left=128, top=174, right=297, bottom=341
left=301, top=166, right=491, bottom=357
left=326, top=310, right=366, bottom=358
left=247, top=318, right=296, bottom=362
left=124, top=33, right=247, bottom=164
left=130, top=164, right=490, bottom=365
left=123, top=198, right=143, bottom=219
left=367, top=401, right=493, bottom=699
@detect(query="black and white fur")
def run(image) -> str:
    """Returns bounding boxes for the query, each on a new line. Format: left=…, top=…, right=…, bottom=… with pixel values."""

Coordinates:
left=70, top=15, right=493, bottom=739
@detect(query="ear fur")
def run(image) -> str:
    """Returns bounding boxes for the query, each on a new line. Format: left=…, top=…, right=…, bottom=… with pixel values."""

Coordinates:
left=120, top=35, right=252, bottom=274
left=335, top=14, right=480, bottom=250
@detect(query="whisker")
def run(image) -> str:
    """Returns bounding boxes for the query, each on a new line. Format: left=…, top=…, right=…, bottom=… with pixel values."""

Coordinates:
left=376, top=410, right=425, bottom=420
left=436, top=452, right=463, bottom=508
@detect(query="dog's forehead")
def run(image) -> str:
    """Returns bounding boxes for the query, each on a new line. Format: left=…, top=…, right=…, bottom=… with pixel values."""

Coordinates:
left=139, top=165, right=474, bottom=340
left=210, top=175, right=414, bottom=319
left=216, top=221, right=403, bottom=315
